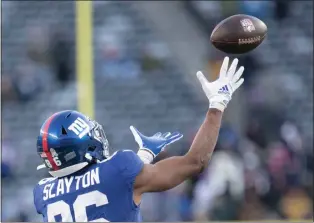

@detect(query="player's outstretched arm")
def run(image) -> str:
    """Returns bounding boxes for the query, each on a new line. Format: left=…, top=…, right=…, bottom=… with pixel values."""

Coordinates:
left=134, top=109, right=222, bottom=192
left=134, top=57, right=244, bottom=193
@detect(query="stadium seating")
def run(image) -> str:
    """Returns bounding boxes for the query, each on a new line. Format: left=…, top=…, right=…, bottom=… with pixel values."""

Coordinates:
left=2, top=2, right=203, bottom=177
left=2, top=1, right=312, bottom=221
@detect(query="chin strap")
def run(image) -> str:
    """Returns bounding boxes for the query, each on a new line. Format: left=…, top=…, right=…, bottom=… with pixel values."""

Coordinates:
left=37, top=163, right=46, bottom=170
left=85, top=152, right=102, bottom=164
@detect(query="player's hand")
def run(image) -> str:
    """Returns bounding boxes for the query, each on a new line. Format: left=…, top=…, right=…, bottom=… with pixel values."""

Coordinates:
left=196, top=57, right=244, bottom=112
left=130, top=125, right=183, bottom=162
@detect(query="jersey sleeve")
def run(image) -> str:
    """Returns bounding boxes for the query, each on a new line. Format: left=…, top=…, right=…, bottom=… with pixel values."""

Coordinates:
left=114, top=150, right=144, bottom=187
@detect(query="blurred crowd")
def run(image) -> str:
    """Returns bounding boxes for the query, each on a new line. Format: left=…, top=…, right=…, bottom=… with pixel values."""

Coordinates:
left=1, top=1, right=313, bottom=222
left=1, top=24, right=73, bottom=102
left=141, top=118, right=313, bottom=221
left=140, top=1, right=313, bottom=221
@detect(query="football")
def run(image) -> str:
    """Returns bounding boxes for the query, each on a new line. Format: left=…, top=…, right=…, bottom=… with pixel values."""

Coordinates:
left=210, top=14, right=267, bottom=54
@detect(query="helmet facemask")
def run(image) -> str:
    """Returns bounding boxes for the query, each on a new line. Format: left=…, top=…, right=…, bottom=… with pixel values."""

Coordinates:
left=88, top=121, right=110, bottom=160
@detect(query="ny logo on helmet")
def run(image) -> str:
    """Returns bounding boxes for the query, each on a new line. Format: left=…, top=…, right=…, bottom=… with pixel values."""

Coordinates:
left=68, top=117, right=90, bottom=138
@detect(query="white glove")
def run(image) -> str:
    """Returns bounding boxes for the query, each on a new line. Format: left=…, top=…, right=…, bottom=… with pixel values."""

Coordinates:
left=196, top=57, right=244, bottom=112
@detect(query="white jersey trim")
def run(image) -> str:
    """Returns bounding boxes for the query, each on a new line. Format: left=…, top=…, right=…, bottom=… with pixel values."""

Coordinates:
left=48, top=162, right=89, bottom=177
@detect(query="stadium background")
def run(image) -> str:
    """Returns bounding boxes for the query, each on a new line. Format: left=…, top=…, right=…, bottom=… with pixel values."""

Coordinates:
left=1, top=1, right=313, bottom=221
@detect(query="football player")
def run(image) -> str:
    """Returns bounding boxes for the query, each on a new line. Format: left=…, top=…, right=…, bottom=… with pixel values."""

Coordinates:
left=33, top=57, right=244, bottom=222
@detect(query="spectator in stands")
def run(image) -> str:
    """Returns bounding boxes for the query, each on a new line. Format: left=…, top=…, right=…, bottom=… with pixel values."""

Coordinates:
left=141, top=41, right=169, bottom=72
left=26, top=24, right=50, bottom=65
left=1, top=132, right=17, bottom=179
left=51, top=28, right=73, bottom=86
left=238, top=1, right=270, bottom=20
left=273, top=0, right=290, bottom=22
left=192, top=126, right=245, bottom=221
left=238, top=187, right=279, bottom=220
left=1, top=75, right=18, bottom=102
left=12, top=60, right=50, bottom=102
left=96, top=15, right=141, bottom=79
left=279, top=186, right=312, bottom=220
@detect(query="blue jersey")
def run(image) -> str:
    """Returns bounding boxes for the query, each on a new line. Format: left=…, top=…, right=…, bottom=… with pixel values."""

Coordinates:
left=33, top=150, right=144, bottom=222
